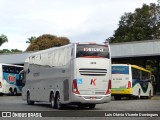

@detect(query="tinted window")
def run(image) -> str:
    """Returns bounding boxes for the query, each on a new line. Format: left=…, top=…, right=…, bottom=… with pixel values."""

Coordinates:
left=76, top=44, right=109, bottom=58
left=2, top=65, right=23, bottom=74
left=132, top=67, right=151, bottom=80
left=112, top=66, right=129, bottom=74
left=132, top=68, right=141, bottom=79
left=142, top=71, right=150, bottom=80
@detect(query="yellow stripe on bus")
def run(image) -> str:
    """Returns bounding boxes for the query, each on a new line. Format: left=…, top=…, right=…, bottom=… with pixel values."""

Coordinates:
left=111, top=88, right=132, bottom=94
left=131, top=65, right=151, bottom=73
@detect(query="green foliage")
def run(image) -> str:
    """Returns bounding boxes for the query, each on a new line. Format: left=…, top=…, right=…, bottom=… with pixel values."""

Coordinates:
left=0, top=34, right=22, bottom=54
left=107, top=3, right=160, bottom=43
left=0, top=49, right=22, bottom=54
left=26, top=34, right=70, bottom=51
left=26, top=36, right=36, bottom=44
left=0, top=34, right=8, bottom=46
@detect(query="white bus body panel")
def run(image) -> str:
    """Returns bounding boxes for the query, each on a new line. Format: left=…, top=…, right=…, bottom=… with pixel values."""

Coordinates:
left=69, top=58, right=111, bottom=104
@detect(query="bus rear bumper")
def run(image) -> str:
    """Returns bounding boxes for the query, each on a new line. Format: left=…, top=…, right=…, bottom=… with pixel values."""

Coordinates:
left=111, top=88, right=132, bottom=95
left=70, top=94, right=111, bottom=104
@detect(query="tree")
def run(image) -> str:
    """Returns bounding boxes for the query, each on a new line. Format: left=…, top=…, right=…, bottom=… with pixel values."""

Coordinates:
left=0, top=49, right=22, bottom=54
left=107, top=2, right=160, bottom=43
left=26, top=34, right=70, bottom=51
left=11, top=49, right=22, bottom=53
left=26, top=36, right=36, bottom=44
left=0, top=34, right=8, bottom=46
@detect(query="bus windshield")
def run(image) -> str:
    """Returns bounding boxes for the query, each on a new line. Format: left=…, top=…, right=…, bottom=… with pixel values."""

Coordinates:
left=112, top=66, right=129, bottom=74
left=76, top=44, right=109, bottom=58
left=2, top=65, right=23, bottom=74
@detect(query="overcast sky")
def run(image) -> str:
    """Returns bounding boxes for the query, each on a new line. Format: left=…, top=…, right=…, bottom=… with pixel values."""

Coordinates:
left=0, top=0, right=158, bottom=51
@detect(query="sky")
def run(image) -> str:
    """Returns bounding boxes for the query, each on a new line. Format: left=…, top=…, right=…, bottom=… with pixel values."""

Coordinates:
left=0, top=0, right=158, bottom=51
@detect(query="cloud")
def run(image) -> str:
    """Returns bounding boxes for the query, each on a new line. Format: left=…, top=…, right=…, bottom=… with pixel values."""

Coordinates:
left=0, top=0, right=158, bottom=51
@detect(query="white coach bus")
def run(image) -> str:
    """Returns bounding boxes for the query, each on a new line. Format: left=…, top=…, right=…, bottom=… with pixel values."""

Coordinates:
left=22, top=42, right=111, bottom=109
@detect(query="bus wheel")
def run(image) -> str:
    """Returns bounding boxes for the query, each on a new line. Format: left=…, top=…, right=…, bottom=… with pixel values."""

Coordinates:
left=137, top=90, right=141, bottom=99
left=148, top=91, right=152, bottom=99
left=55, top=93, right=62, bottom=109
left=13, top=89, right=17, bottom=96
left=50, top=93, right=55, bottom=108
left=27, top=92, right=34, bottom=105
left=88, top=104, right=96, bottom=109
left=9, top=88, right=13, bottom=95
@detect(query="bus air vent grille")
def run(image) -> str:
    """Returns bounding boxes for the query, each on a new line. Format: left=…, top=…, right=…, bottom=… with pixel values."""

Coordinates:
left=79, top=68, right=107, bottom=76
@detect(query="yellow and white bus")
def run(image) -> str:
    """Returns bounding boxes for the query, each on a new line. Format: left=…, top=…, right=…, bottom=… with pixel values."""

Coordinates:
left=111, top=64, right=154, bottom=100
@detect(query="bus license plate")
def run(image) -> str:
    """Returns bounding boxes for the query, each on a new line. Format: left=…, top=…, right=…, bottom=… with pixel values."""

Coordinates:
left=90, top=97, right=96, bottom=100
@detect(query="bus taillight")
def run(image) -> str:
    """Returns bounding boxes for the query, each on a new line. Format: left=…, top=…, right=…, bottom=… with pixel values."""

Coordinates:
left=72, top=79, right=80, bottom=94
left=0, top=82, right=2, bottom=88
left=106, top=80, right=111, bottom=95
left=128, top=81, right=131, bottom=89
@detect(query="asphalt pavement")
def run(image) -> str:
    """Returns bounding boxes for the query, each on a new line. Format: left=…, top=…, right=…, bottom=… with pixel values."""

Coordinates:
left=0, top=95, right=160, bottom=120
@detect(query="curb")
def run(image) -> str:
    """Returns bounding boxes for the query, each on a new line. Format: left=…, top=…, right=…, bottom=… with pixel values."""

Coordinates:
left=151, top=96, right=160, bottom=100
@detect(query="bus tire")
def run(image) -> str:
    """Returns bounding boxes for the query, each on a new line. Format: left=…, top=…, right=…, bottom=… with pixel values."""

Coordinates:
left=137, top=90, right=141, bottom=99
left=50, top=93, right=55, bottom=108
left=88, top=104, right=96, bottom=109
left=148, top=90, right=152, bottom=99
left=13, top=88, right=17, bottom=96
left=55, top=93, right=62, bottom=109
left=27, top=92, right=34, bottom=105
left=9, top=87, right=13, bottom=95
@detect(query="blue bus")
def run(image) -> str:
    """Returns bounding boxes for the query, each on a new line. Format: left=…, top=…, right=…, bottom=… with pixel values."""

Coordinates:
left=0, top=63, right=24, bottom=96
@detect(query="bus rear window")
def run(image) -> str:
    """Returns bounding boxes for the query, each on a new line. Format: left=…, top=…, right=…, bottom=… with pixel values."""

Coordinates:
left=76, top=44, right=109, bottom=58
left=112, top=66, right=129, bottom=74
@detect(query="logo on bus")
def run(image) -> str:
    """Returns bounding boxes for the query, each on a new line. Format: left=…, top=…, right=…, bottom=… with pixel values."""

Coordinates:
left=84, top=48, right=103, bottom=52
left=90, top=78, right=96, bottom=86
left=8, top=75, right=16, bottom=83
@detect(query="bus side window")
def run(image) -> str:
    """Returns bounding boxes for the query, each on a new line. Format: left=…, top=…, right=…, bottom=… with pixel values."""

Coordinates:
left=132, top=68, right=140, bottom=80
left=141, top=71, right=150, bottom=80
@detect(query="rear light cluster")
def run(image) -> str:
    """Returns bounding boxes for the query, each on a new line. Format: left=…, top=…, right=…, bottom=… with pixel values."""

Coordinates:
left=0, top=82, right=2, bottom=88
left=106, top=80, right=111, bottom=95
left=128, top=81, right=131, bottom=89
left=72, top=79, right=80, bottom=94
